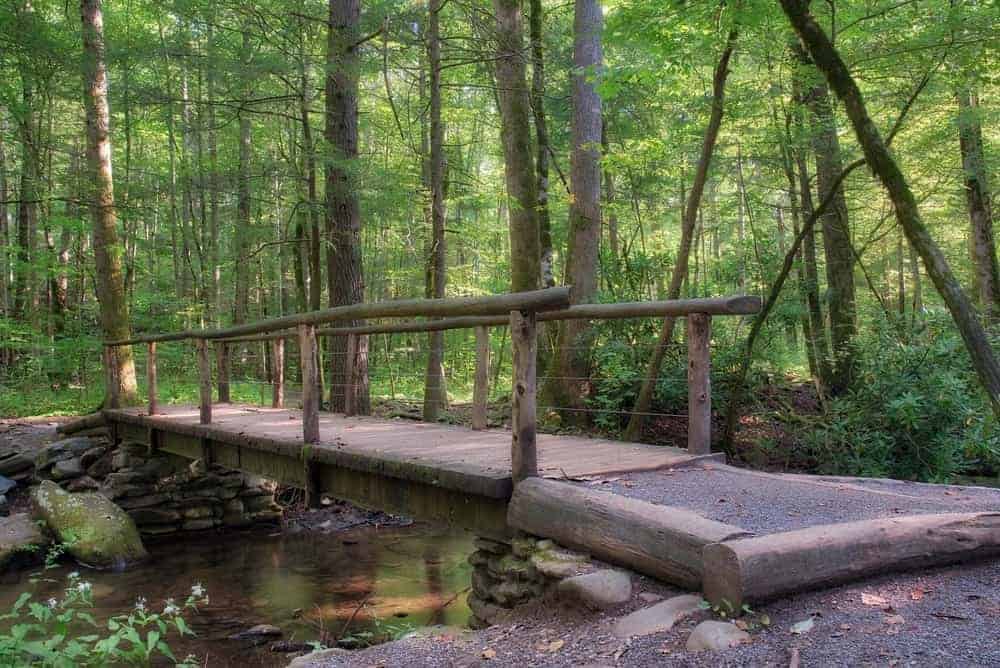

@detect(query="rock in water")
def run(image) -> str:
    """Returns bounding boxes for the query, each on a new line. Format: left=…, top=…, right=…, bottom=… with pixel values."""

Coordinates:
left=557, top=570, right=632, bottom=610
left=0, top=513, right=49, bottom=572
left=685, top=620, right=751, bottom=651
left=31, top=480, right=148, bottom=570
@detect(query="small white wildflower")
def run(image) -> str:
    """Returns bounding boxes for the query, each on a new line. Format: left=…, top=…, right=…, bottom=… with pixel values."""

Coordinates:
left=67, top=571, right=80, bottom=580
left=163, top=598, right=179, bottom=616
left=47, top=598, right=58, bottom=609
left=76, top=581, right=92, bottom=593
left=191, top=583, right=205, bottom=598
left=134, top=596, right=147, bottom=612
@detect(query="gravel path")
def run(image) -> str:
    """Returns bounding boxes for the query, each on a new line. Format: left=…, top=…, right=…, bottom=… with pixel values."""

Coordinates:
left=574, top=464, right=1000, bottom=534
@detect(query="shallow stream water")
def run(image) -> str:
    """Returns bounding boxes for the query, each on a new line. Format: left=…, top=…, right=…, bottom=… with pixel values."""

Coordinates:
left=0, top=524, right=474, bottom=666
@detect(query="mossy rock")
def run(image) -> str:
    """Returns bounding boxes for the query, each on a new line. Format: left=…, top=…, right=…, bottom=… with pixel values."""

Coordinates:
left=32, top=480, right=148, bottom=570
left=0, top=513, right=49, bottom=573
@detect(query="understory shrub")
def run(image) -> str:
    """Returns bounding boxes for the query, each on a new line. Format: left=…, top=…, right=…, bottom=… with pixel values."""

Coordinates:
left=797, top=313, right=1000, bottom=482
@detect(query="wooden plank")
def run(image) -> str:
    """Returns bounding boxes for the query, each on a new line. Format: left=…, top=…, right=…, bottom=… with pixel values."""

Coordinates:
left=147, top=342, right=158, bottom=415
left=702, top=512, right=1000, bottom=609
left=299, top=324, right=320, bottom=443
left=344, top=333, right=357, bottom=417
left=216, top=341, right=231, bottom=403
left=272, top=338, right=285, bottom=408
left=104, top=345, right=120, bottom=408
left=472, top=326, right=490, bottom=430
left=197, top=339, right=212, bottom=424
left=510, top=310, right=538, bottom=483
left=687, top=313, right=711, bottom=455
left=508, top=478, right=750, bottom=589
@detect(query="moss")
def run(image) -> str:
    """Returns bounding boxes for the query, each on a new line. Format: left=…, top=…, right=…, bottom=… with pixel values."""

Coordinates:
left=32, top=480, right=147, bottom=570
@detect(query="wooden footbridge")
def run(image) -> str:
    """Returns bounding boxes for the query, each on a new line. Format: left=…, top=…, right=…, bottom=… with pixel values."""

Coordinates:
left=102, top=288, right=752, bottom=537
left=100, top=288, right=1000, bottom=608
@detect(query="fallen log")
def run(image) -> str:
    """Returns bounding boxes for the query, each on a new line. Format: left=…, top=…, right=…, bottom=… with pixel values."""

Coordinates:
left=702, top=512, right=1000, bottom=609
left=507, top=478, right=750, bottom=588
left=56, top=413, right=106, bottom=436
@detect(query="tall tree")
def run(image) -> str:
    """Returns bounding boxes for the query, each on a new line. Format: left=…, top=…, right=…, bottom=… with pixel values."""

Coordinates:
left=779, top=0, right=1000, bottom=417
left=423, top=0, right=448, bottom=421
left=80, top=0, right=138, bottom=405
left=492, top=0, right=540, bottom=292
left=234, top=28, right=253, bottom=325
left=529, top=0, right=554, bottom=288
left=797, top=47, right=857, bottom=394
left=957, top=86, right=1000, bottom=322
left=544, top=0, right=603, bottom=418
left=326, top=0, right=369, bottom=413
left=624, top=27, right=737, bottom=442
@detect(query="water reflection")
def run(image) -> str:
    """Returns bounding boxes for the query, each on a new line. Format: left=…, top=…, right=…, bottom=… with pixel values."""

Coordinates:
left=0, top=524, right=474, bottom=666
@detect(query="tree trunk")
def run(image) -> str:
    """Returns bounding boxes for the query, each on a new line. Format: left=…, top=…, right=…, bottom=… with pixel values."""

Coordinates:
left=544, top=0, right=603, bottom=421
left=13, top=67, right=37, bottom=320
left=80, top=0, right=138, bottom=405
left=492, top=0, right=540, bottom=293
left=423, top=0, right=448, bottom=421
left=326, top=0, right=369, bottom=413
left=957, top=86, right=1000, bottom=322
left=233, top=30, right=253, bottom=325
left=797, top=45, right=857, bottom=394
left=529, top=0, right=554, bottom=289
left=299, top=28, right=323, bottom=314
left=780, top=0, right=1000, bottom=416
left=624, top=29, right=737, bottom=442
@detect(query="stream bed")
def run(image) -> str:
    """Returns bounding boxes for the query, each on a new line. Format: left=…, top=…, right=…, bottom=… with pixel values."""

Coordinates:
left=0, top=523, right=475, bottom=666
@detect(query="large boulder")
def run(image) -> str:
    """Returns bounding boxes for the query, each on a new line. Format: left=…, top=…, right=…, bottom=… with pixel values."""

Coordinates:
left=31, top=480, right=148, bottom=570
left=0, top=513, right=49, bottom=572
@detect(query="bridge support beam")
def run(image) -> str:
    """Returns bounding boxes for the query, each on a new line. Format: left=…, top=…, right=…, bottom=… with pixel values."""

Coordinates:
left=510, top=310, right=538, bottom=483
left=272, top=339, right=285, bottom=408
left=197, top=339, right=212, bottom=424
left=687, top=313, right=712, bottom=455
left=216, top=342, right=231, bottom=403
left=472, top=326, right=490, bottom=430
left=147, top=342, right=158, bottom=416
left=299, top=324, right=320, bottom=443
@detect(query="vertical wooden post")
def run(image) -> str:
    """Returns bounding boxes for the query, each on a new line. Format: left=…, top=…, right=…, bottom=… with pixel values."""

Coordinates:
left=104, top=345, right=121, bottom=409
left=343, top=333, right=357, bottom=417
left=216, top=341, right=231, bottom=403
left=304, top=459, right=322, bottom=508
left=472, top=326, right=490, bottom=430
left=299, top=324, right=320, bottom=443
left=510, top=310, right=538, bottom=483
left=272, top=338, right=285, bottom=408
left=197, top=338, right=212, bottom=424
left=147, top=342, right=158, bottom=415
left=687, top=313, right=711, bottom=455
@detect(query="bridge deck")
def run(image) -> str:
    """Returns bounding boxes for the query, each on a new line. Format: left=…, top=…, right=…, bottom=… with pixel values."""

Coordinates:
left=104, top=403, right=720, bottom=501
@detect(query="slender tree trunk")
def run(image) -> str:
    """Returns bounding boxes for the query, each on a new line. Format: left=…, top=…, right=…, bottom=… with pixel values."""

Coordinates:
left=234, top=30, right=253, bottom=325
left=423, top=0, right=448, bottom=421
left=624, top=28, right=737, bottom=442
left=602, top=119, right=619, bottom=270
left=492, top=0, right=540, bottom=293
left=544, top=0, right=603, bottom=421
left=80, top=0, right=138, bottom=405
left=529, top=0, right=554, bottom=289
left=299, top=28, right=323, bottom=314
left=0, top=114, right=8, bottom=318
left=780, top=0, right=1000, bottom=416
left=13, top=68, right=36, bottom=320
left=797, top=45, right=857, bottom=393
left=206, top=23, right=221, bottom=324
left=957, top=86, right=1000, bottom=322
left=326, top=0, right=369, bottom=413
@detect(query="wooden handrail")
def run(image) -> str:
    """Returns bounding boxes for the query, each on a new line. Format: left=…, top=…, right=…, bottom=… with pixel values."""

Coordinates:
left=213, top=296, right=762, bottom=344
left=104, top=287, right=572, bottom=346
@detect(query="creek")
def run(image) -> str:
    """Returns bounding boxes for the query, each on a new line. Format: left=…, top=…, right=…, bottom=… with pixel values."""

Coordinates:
left=0, top=523, right=474, bottom=666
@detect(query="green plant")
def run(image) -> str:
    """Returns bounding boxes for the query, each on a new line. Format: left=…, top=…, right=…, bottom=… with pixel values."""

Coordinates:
left=0, top=568, right=208, bottom=667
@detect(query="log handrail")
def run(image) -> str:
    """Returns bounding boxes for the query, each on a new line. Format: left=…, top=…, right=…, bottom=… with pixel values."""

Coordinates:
left=104, top=286, right=572, bottom=346
left=213, top=296, right=761, bottom=344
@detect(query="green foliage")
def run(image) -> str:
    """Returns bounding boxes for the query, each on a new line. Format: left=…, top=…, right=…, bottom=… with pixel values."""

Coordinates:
left=0, top=544, right=208, bottom=667
left=796, top=313, right=1000, bottom=482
